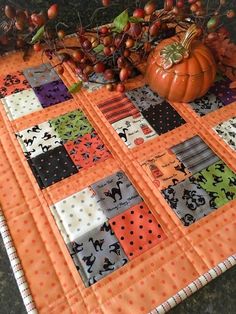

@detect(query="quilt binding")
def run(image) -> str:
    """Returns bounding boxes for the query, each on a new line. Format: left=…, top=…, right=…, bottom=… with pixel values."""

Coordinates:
left=0, top=205, right=235, bottom=314
left=0, top=42, right=235, bottom=314
left=150, top=254, right=236, bottom=314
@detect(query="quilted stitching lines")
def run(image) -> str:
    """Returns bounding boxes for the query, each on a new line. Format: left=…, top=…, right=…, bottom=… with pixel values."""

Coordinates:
left=16, top=109, right=111, bottom=189
left=50, top=171, right=166, bottom=287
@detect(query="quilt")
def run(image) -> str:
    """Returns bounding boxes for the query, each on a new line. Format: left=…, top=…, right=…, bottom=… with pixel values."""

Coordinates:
left=0, top=47, right=236, bottom=314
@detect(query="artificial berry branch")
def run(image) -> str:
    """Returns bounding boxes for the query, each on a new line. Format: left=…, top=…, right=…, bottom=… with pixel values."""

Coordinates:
left=0, top=1, right=235, bottom=92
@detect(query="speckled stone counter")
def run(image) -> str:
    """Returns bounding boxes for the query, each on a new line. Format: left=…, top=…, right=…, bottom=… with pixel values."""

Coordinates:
left=1, top=234, right=236, bottom=314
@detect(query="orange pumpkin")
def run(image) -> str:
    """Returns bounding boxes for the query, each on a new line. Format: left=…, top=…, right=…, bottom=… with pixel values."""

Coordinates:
left=145, top=24, right=216, bottom=103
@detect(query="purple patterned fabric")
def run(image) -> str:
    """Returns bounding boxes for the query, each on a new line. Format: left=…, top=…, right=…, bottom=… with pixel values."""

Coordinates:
left=210, top=79, right=236, bottom=105
left=33, top=80, right=72, bottom=108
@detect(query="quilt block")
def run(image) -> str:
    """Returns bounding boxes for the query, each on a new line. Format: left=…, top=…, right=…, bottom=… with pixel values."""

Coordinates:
left=0, top=50, right=235, bottom=314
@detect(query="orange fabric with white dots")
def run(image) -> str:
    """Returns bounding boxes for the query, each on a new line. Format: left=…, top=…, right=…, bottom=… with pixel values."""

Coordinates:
left=0, top=48, right=235, bottom=314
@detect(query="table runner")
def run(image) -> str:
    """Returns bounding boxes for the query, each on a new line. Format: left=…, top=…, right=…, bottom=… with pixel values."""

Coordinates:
left=0, top=46, right=235, bottom=314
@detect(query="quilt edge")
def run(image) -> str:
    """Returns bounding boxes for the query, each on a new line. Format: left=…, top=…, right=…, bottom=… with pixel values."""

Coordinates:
left=149, top=253, right=236, bottom=314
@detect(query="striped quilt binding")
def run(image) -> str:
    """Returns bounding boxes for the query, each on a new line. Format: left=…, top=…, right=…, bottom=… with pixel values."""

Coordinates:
left=0, top=206, right=235, bottom=314
left=149, top=254, right=236, bottom=314
left=0, top=208, right=38, bottom=314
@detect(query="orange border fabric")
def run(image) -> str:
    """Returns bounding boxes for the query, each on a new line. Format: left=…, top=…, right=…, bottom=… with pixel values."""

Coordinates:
left=0, top=49, right=236, bottom=314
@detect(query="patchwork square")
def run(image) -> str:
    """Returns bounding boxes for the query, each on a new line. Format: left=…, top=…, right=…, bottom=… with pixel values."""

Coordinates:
left=110, top=202, right=166, bottom=259
left=111, top=114, right=157, bottom=148
left=211, top=79, right=236, bottom=105
left=33, top=80, right=72, bottom=108
left=162, top=178, right=217, bottom=227
left=126, top=85, right=164, bottom=111
left=83, top=73, right=106, bottom=93
left=91, top=171, right=142, bottom=218
left=23, top=63, right=60, bottom=88
left=16, top=121, right=62, bottom=159
left=97, top=95, right=140, bottom=124
left=191, top=160, right=236, bottom=208
left=2, top=89, right=43, bottom=120
left=189, top=92, right=224, bottom=116
left=50, top=110, right=93, bottom=142
left=50, top=187, right=107, bottom=243
left=0, top=71, right=30, bottom=98
left=140, top=100, right=186, bottom=135
left=142, top=150, right=191, bottom=190
left=68, top=221, right=128, bottom=286
left=28, top=146, right=78, bottom=188
left=64, top=131, right=111, bottom=171
left=213, top=117, right=236, bottom=151
left=171, top=136, right=219, bottom=174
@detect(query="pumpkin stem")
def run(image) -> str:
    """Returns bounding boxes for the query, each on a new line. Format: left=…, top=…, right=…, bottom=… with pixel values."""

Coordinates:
left=160, top=24, right=200, bottom=70
left=181, top=24, right=200, bottom=51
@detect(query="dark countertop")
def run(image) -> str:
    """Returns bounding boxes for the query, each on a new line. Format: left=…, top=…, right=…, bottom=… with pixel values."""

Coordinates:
left=0, top=1, right=236, bottom=313
left=1, top=234, right=236, bottom=314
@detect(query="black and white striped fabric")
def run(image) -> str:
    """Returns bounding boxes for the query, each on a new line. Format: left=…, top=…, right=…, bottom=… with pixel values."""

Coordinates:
left=171, top=136, right=219, bottom=174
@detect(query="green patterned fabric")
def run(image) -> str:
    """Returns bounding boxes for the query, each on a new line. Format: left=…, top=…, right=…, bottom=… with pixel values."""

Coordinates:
left=49, top=110, right=93, bottom=141
left=191, top=160, right=236, bottom=208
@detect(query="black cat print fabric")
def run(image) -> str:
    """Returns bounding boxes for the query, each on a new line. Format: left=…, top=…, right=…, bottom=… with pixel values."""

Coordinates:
left=68, top=221, right=128, bottom=287
left=90, top=171, right=142, bottom=218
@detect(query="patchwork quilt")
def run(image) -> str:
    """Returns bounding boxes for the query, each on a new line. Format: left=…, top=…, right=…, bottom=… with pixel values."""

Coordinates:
left=0, top=48, right=236, bottom=314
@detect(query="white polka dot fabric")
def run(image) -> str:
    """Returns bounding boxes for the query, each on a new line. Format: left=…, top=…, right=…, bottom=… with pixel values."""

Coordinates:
left=17, top=121, right=62, bottom=159
left=50, top=187, right=107, bottom=244
left=2, top=88, right=43, bottom=120
left=111, top=114, right=157, bottom=148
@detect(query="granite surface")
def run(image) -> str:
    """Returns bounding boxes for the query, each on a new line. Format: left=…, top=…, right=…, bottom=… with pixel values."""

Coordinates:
left=1, top=232, right=236, bottom=314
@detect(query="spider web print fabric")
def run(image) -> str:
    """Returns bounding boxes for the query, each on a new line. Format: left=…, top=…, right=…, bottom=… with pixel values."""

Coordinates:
left=0, top=45, right=235, bottom=314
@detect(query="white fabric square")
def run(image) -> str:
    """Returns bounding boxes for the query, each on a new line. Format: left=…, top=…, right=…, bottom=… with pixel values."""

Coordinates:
left=16, top=121, right=62, bottom=159
left=50, top=187, right=107, bottom=244
left=111, top=114, right=157, bottom=148
left=213, top=117, right=236, bottom=151
left=2, top=88, right=42, bottom=120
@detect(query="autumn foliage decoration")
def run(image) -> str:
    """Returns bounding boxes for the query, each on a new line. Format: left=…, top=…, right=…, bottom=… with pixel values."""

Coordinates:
left=0, top=0, right=235, bottom=98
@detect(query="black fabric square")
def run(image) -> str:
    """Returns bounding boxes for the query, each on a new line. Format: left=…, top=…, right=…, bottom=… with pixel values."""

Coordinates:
left=141, top=101, right=186, bottom=135
left=28, top=146, right=78, bottom=188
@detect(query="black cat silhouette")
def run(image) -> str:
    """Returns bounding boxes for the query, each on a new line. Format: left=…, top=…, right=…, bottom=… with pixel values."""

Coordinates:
left=38, top=143, right=51, bottom=152
left=100, top=222, right=114, bottom=235
left=104, top=181, right=123, bottom=203
left=109, top=242, right=121, bottom=255
left=195, top=173, right=207, bottom=184
left=89, top=238, right=104, bottom=252
left=174, top=162, right=188, bottom=175
left=82, top=253, right=96, bottom=273
left=24, top=136, right=36, bottom=146
left=221, top=188, right=235, bottom=200
left=99, top=258, right=115, bottom=275
left=118, top=128, right=128, bottom=142
left=208, top=191, right=219, bottom=208
left=27, top=125, right=42, bottom=133
left=71, top=241, right=83, bottom=255
left=215, top=163, right=225, bottom=172
left=42, top=132, right=57, bottom=140
left=212, top=174, right=223, bottom=186
left=24, top=149, right=36, bottom=158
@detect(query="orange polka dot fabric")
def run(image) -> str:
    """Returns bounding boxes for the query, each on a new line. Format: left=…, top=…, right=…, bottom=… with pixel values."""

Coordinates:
left=110, top=202, right=167, bottom=259
left=0, top=45, right=236, bottom=314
